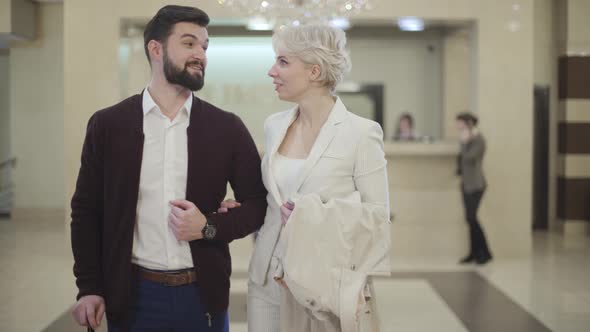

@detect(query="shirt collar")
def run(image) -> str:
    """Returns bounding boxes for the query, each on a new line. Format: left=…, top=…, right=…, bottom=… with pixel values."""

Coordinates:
left=142, top=87, right=193, bottom=117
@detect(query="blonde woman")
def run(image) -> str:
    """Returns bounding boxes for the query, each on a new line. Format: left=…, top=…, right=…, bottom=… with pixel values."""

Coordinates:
left=222, top=24, right=391, bottom=331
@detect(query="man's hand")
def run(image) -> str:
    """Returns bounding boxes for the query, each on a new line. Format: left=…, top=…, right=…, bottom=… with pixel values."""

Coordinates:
left=72, top=295, right=105, bottom=330
left=280, top=201, right=295, bottom=225
left=217, top=199, right=242, bottom=213
left=169, top=199, right=207, bottom=241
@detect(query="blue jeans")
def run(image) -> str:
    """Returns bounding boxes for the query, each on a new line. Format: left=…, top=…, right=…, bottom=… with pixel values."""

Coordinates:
left=108, top=279, right=229, bottom=332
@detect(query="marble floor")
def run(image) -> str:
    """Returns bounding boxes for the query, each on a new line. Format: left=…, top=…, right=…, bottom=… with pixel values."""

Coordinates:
left=1, top=211, right=589, bottom=332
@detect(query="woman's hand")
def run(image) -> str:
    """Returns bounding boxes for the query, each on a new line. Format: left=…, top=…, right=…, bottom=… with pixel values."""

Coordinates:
left=280, top=201, right=295, bottom=225
left=217, top=199, right=241, bottom=213
left=274, top=276, right=289, bottom=290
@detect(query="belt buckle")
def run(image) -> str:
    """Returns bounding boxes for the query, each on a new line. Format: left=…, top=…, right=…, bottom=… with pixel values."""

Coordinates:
left=164, top=274, right=176, bottom=286
left=165, top=272, right=187, bottom=286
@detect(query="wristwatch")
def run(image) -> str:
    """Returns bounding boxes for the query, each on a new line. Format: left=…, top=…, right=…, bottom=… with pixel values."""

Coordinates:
left=201, top=216, right=217, bottom=240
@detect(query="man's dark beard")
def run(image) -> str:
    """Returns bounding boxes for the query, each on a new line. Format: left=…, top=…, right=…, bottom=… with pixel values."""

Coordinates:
left=163, top=50, right=205, bottom=91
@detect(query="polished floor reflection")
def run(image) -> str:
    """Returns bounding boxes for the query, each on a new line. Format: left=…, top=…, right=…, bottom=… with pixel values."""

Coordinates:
left=1, top=211, right=589, bottom=332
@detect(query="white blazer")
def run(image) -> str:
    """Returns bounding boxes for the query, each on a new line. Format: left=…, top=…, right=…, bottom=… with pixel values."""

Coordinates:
left=248, top=97, right=391, bottom=329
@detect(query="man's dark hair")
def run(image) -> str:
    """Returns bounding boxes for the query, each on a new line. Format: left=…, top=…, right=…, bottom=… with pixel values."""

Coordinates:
left=143, top=5, right=210, bottom=62
left=456, top=112, right=479, bottom=127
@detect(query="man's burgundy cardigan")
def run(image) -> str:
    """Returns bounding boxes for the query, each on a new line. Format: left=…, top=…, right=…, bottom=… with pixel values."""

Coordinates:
left=70, top=93, right=267, bottom=324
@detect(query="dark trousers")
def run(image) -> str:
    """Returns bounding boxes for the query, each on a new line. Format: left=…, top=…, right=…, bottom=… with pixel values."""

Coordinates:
left=462, top=189, right=492, bottom=259
left=108, top=279, right=229, bottom=332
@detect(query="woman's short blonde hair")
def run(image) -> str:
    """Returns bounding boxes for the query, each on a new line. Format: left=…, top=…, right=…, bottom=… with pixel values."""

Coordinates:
left=272, top=24, right=351, bottom=92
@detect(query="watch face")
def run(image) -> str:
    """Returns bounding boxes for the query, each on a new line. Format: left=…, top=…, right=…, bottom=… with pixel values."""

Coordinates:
left=205, top=225, right=217, bottom=239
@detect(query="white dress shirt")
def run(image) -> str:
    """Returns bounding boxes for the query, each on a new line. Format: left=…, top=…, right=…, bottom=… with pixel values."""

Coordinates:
left=131, top=88, right=194, bottom=271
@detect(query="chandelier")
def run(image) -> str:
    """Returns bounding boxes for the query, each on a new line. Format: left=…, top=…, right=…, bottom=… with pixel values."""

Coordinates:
left=217, top=0, right=373, bottom=28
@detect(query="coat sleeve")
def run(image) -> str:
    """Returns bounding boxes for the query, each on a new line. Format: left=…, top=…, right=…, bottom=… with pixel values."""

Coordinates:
left=70, top=112, right=105, bottom=300
left=208, top=114, right=268, bottom=242
left=352, top=122, right=391, bottom=236
left=343, top=121, right=392, bottom=276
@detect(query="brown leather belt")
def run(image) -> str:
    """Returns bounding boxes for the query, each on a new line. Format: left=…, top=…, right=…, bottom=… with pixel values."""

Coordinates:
left=137, top=266, right=197, bottom=286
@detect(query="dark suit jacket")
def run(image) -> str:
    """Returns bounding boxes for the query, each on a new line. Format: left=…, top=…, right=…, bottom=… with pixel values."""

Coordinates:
left=70, top=92, right=267, bottom=324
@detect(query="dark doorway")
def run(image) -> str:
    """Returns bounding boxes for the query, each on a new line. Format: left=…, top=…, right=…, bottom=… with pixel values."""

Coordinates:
left=532, top=86, right=550, bottom=230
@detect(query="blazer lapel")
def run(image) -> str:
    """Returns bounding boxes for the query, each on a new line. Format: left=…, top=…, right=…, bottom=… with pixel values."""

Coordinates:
left=266, top=106, right=299, bottom=205
left=292, top=97, right=349, bottom=194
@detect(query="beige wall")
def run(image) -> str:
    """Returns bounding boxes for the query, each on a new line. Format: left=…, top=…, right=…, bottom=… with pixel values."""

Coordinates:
left=442, top=26, right=473, bottom=139
left=566, top=0, right=590, bottom=54
left=10, top=3, right=64, bottom=209
left=534, top=0, right=557, bottom=85
left=0, top=0, right=10, bottom=33
left=472, top=1, right=533, bottom=257
left=0, top=50, right=9, bottom=163
left=64, top=0, right=535, bottom=257
left=7, top=0, right=36, bottom=40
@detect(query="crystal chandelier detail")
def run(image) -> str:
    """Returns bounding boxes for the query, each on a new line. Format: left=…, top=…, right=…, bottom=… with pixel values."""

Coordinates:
left=217, top=0, right=373, bottom=28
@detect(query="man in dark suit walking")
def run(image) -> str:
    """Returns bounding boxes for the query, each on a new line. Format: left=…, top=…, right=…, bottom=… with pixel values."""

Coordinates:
left=70, top=5, right=267, bottom=331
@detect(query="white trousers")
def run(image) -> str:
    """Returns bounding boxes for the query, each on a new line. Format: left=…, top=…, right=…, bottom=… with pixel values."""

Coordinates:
left=247, top=257, right=282, bottom=332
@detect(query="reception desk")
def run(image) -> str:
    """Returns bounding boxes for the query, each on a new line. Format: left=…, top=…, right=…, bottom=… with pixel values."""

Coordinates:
left=384, top=141, right=458, bottom=157
left=384, top=141, right=469, bottom=263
